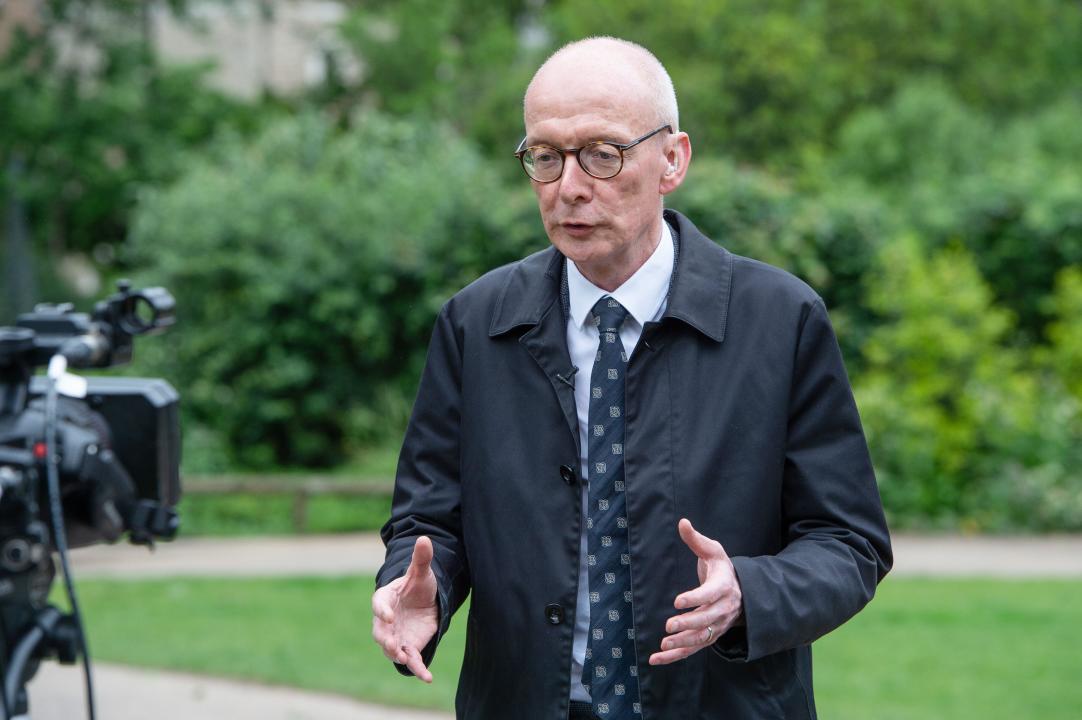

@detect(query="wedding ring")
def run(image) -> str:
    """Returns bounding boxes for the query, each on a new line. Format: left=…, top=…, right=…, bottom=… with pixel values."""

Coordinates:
left=705, top=626, right=715, bottom=642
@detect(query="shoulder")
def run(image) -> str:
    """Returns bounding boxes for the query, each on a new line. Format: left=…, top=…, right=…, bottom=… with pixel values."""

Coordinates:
left=671, top=208, right=821, bottom=310
left=729, top=254, right=823, bottom=312
left=722, top=255, right=834, bottom=351
left=666, top=210, right=824, bottom=340
left=439, top=245, right=559, bottom=330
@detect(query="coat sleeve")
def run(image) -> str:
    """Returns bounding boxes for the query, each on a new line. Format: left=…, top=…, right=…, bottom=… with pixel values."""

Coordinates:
left=376, top=302, right=471, bottom=675
left=714, top=298, right=892, bottom=662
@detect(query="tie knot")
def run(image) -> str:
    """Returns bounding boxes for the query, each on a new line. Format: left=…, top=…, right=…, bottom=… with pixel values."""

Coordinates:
left=591, top=296, right=629, bottom=332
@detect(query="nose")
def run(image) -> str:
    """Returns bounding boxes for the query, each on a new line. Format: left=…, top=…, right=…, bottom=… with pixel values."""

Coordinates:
left=556, top=153, right=594, bottom=204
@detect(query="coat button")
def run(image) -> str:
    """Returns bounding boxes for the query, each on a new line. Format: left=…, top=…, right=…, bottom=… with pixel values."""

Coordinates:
left=559, top=464, right=577, bottom=486
left=545, top=603, right=565, bottom=625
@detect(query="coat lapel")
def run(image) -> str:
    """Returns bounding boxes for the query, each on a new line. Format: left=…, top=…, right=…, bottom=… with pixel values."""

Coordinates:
left=520, top=301, right=580, bottom=455
left=661, top=209, right=732, bottom=343
left=489, top=246, right=580, bottom=455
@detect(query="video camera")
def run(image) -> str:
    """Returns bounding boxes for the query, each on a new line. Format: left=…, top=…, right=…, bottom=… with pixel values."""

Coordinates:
left=0, top=280, right=181, bottom=719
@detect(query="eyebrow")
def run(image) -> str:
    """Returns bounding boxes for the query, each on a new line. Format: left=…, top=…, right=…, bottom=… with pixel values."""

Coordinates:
left=525, top=133, right=632, bottom=148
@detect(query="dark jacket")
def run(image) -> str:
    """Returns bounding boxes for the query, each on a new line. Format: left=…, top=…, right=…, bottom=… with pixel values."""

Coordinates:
left=378, top=209, right=892, bottom=719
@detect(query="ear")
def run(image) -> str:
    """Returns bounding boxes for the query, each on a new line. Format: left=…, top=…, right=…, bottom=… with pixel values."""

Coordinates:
left=659, top=132, right=692, bottom=196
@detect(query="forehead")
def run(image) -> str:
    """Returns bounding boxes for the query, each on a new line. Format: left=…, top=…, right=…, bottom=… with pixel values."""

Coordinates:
left=524, top=57, right=655, bottom=145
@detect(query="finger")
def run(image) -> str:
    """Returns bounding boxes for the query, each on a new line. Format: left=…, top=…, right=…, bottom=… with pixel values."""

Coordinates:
left=371, top=622, right=399, bottom=661
left=401, top=645, right=433, bottom=683
left=673, top=576, right=729, bottom=611
left=667, top=601, right=740, bottom=635
left=372, top=586, right=398, bottom=623
left=406, top=536, right=434, bottom=582
left=648, top=645, right=699, bottom=665
left=665, top=601, right=729, bottom=634
left=376, top=634, right=399, bottom=662
left=677, top=518, right=728, bottom=562
left=658, top=625, right=717, bottom=652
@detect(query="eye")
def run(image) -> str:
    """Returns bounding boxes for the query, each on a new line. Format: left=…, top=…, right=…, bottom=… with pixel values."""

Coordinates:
left=531, top=148, right=560, bottom=165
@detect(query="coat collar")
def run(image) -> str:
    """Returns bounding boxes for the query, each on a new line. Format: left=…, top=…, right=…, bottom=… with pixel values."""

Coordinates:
left=488, top=209, right=732, bottom=343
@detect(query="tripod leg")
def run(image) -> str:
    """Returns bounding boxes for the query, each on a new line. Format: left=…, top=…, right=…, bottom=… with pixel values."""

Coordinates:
left=3, top=606, right=78, bottom=720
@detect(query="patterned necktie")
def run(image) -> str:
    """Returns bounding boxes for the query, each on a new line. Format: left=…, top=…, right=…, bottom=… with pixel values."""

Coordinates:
left=582, top=296, right=642, bottom=718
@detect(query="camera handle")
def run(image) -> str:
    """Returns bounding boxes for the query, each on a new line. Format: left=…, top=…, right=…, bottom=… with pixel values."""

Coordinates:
left=1, top=605, right=81, bottom=720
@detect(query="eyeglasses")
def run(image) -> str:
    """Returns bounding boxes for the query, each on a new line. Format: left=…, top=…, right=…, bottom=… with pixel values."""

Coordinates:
left=514, top=125, right=672, bottom=183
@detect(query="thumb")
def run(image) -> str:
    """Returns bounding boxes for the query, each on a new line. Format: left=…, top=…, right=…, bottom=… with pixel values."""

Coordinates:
left=678, top=518, right=726, bottom=560
left=405, top=536, right=434, bottom=583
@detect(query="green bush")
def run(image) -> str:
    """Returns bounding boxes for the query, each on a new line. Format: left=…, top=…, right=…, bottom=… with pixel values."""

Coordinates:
left=854, top=235, right=1082, bottom=529
left=128, top=112, right=543, bottom=468
left=1046, top=268, right=1082, bottom=401
left=832, top=79, right=995, bottom=190
left=972, top=267, right=1082, bottom=530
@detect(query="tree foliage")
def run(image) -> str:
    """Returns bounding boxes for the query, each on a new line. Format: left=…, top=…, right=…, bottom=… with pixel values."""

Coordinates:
left=0, top=0, right=262, bottom=321
left=547, top=0, right=1082, bottom=166
left=832, top=81, right=1082, bottom=340
left=336, top=0, right=541, bottom=157
left=6, top=0, right=1081, bottom=528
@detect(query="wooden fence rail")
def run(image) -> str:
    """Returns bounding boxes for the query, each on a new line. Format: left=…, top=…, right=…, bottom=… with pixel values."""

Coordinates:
left=182, top=474, right=393, bottom=533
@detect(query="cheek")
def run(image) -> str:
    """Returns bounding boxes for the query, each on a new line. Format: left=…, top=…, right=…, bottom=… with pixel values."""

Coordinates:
left=604, top=178, right=646, bottom=221
left=534, top=186, right=559, bottom=219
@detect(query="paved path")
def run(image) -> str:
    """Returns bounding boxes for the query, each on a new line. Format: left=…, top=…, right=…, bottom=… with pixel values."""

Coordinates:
left=68, top=531, right=1082, bottom=579
left=31, top=532, right=1082, bottom=719
left=68, top=533, right=389, bottom=578
left=29, top=662, right=453, bottom=720
left=887, top=533, right=1082, bottom=578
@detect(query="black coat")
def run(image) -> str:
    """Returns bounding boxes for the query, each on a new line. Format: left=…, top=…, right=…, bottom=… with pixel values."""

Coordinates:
left=378, top=209, right=892, bottom=719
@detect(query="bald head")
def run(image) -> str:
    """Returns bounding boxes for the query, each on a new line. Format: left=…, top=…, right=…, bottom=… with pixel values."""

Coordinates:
left=524, top=37, right=679, bottom=133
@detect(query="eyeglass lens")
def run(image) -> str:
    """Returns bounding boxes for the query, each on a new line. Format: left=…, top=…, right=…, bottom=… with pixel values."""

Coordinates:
left=522, top=142, right=623, bottom=182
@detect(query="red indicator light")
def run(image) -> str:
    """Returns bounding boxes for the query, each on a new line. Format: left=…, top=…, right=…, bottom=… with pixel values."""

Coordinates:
left=32, top=442, right=47, bottom=460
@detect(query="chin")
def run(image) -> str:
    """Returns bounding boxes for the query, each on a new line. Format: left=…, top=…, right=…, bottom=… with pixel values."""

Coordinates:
left=550, top=234, right=601, bottom=263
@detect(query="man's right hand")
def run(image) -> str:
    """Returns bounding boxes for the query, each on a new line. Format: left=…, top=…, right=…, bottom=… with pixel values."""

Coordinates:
left=371, top=536, right=440, bottom=682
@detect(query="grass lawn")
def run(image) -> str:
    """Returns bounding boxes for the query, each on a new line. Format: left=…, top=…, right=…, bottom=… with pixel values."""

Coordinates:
left=178, top=493, right=393, bottom=536
left=65, top=577, right=461, bottom=710
left=58, top=577, right=1082, bottom=718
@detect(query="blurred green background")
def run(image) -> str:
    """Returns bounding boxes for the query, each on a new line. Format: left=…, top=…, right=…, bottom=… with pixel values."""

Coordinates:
left=5, top=0, right=1079, bottom=532
left=8, top=1, right=1082, bottom=716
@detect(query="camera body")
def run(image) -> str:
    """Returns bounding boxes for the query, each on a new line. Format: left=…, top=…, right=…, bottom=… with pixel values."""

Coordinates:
left=0, top=282, right=182, bottom=714
left=0, top=281, right=180, bottom=606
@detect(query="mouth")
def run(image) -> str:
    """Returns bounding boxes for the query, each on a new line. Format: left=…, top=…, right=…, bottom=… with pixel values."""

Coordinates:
left=560, top=221, right=596, bottom=238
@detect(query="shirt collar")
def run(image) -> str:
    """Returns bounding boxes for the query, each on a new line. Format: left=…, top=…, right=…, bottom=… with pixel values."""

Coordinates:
left=567, top=220, right=675, bottom=330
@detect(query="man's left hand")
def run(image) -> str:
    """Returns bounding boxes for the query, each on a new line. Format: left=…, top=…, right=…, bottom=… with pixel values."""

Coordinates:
left=649, top=518, right=743, bottom=665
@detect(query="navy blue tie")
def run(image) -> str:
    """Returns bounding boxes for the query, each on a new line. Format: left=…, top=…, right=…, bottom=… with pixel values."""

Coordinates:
left=581, top=296, right=642, bottom=718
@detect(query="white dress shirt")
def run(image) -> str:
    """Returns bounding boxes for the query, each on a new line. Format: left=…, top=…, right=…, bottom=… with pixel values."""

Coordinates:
left=565, top=220, right=675, bottom=701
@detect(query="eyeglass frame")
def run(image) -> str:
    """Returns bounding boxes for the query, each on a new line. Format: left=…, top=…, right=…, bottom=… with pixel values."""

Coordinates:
left=513, top=124, right=673, bottom=183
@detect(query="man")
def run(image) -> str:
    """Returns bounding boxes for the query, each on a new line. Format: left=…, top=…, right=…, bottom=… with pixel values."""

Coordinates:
left=373, top=37, right=891, bottom=719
